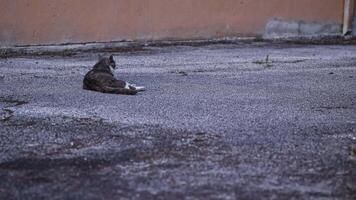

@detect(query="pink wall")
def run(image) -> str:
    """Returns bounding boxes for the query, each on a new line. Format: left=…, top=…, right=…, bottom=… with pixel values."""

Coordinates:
left=0, top=0, right=344, bottom=46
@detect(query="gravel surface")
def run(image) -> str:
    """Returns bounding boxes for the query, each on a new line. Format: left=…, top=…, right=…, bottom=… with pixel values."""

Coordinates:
left=0, top=43, right=355, bottom=199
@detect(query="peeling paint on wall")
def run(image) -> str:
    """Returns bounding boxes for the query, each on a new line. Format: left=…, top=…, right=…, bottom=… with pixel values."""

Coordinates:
left=264, top=19, right=342, bottom=39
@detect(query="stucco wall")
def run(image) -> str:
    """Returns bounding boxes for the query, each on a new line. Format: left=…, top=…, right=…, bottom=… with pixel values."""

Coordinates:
left=0, top=0, right=344, bottom=46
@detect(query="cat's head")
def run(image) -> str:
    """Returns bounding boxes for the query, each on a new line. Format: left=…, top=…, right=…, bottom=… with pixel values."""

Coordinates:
left=105, top=55, right=116, bottom=70
left=96, top=55, right=116, bottom=72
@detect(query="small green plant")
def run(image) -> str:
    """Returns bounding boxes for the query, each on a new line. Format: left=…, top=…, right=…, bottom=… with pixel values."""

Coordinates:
left=253, top=54, right=273, bottom=67
left=265, top=54, right=273, bottom=67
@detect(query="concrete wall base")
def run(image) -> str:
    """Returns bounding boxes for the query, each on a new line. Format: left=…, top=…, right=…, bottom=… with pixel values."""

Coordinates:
left=2, top=36, right=356, bottom=59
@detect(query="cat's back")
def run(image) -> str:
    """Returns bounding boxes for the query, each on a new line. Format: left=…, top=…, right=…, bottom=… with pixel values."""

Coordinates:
left=84, top=69, right=113, bottom=82
left=83, top=69, right=126, bottom=90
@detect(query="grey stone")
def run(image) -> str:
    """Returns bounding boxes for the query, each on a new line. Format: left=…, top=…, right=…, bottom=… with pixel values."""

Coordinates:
left=264, top=18, right=299, bottom=38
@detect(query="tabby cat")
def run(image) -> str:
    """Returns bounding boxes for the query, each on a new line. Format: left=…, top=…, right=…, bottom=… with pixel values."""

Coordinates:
left=83, top=55, right=145, bottom=95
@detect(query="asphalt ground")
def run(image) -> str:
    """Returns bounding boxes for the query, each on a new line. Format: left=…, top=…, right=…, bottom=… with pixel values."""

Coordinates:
left=0, top=43, right=355, bottom=199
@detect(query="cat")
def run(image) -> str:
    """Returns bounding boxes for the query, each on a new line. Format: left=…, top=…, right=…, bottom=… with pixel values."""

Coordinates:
left=83, top=55, right=145, bottom=95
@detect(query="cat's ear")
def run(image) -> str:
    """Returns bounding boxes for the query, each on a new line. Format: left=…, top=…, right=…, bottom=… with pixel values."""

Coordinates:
left=98, top=54, right=104, bottom=61
left=109, top=55, right=114, bottom=62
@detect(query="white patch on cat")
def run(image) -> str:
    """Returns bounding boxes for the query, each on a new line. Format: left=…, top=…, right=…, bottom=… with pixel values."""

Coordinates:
left=109, top=65, right=115, bottom=74
left=124, top=82, right=130, bottom=89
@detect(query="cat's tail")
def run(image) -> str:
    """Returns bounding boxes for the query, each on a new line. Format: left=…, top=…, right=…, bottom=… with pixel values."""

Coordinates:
left=113, top=88, right=138, bottom=95
left=104, top=86, right=138, bottom=95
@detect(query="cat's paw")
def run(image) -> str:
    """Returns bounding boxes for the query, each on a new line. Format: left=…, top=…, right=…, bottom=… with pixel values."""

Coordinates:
left=134, top=86, right=146, bottom=92
left=129, top=83, right=146, bottom=92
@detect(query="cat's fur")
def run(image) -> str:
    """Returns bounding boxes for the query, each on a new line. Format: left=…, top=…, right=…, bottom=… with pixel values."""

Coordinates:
left=83, top=55, right=138, bottom=95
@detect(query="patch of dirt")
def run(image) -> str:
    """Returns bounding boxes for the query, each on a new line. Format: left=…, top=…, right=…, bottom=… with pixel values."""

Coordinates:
left=0, top=44, right=148, bottom=59
left=0, top=147, right=138, bottom=171
left=0, top=97, right=28, bottom=106
left=284, top=36, right=356, bottom=45
left=0, top=48, right=77, bottom=59
left=0, top=108, right=14, bottom=122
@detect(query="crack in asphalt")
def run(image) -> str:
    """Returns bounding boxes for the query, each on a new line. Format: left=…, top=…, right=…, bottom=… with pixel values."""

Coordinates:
left=0, top=97, right=28, bottom=122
